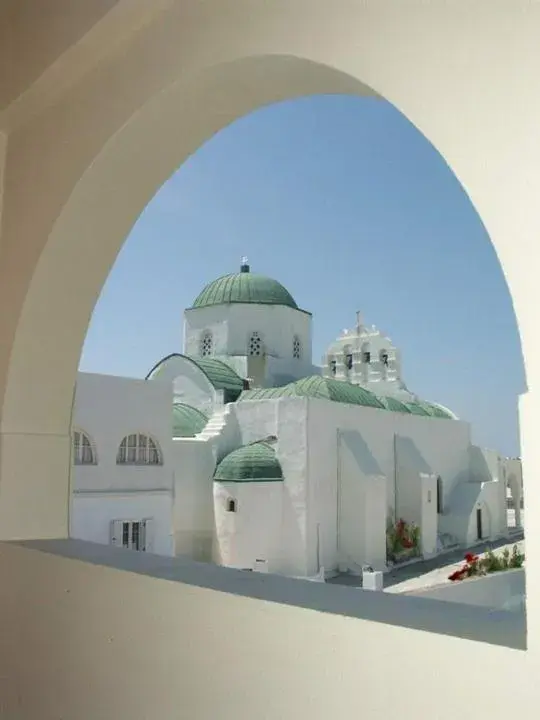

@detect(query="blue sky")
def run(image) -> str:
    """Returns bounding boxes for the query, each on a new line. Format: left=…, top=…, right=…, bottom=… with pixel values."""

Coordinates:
left=80, top=95, right=525, bottom=456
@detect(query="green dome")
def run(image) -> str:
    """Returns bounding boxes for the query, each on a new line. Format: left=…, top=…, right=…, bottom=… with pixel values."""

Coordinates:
left=214, top=441, right=284, bottom=483
left=192, top=265, right=298, bottom=310
left=172, top=403, right=208, bottom=438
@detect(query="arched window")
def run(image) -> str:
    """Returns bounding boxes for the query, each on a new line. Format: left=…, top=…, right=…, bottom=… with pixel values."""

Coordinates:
left=116, top=433, right=162, bottom=465
left=361, top=342, right=371, bottom=364
left=248, top=331, right=263, bottom=356
left=293, top=335, right=302, bottom=360
left=227, top=498, right=237, bottom=513
left=436, top=476, right=443, bottom=514
left=200, top=331, right=213, bottom=357
left=73, top=429, right=96, bottom=465
left=343, top=344, right=353, bottom=371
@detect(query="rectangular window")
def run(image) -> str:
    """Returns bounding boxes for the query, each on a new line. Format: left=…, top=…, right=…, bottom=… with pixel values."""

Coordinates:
left=113, top=520, right=148, bottom=552
left=346, top=354, right=353, bottom=370
left=330, top=360, right=337, bottom=376
left=363, top=351, right=371, bottom=363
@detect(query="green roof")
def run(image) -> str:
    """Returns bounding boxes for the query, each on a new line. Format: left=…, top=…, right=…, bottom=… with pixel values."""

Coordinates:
left=191, top=269, right=298, bottom=310
left=376, top=395, right=412, bottom=414
left=191, top=357, right=245, bottom=394
left=172, top=403, right=208, bottom=438
left=403, top=401, right=431, bottom=417
left=240, top=378, right=453, bottom=419
left=146, top=354, right=245, bottom=398
left=240, top=376, right=385, bottom=410
left=214, top=441, right=284, bottom=483
left=416, top=401, right=454, bottom=419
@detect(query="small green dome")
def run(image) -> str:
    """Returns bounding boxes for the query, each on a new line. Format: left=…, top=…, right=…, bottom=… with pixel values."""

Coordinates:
left=191, top=263, right=298, bottom=310
left=214, top=441, right=284, bottom=483
left=172, top=403, right=208, bottom=438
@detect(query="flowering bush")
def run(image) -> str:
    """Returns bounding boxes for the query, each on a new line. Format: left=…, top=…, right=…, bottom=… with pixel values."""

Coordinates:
left=386, top=518, right=421, bottom=562
left=448, top=544, right=525, bottom=582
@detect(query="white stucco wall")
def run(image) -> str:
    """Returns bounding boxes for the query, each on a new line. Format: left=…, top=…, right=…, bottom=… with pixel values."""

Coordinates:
left=214, top=480, right=284, bottom=570
left=404, top=568, right=525, bottom=611
left=184, top=303, right=313, bottom=384
left=227, top=398, right=310, bottom=576
left=72, top=372, right=174, bottom=493
left=70, top=491, right=174, bottom=556
left=337, top=429, right=387, bottom=572
left=323, top=324, right=405, bottom=397
left=147, top=354, right=217, bottom=414
left=306, top=399, right=472, bottom=575
left=171, top=437, right=216, bottom=561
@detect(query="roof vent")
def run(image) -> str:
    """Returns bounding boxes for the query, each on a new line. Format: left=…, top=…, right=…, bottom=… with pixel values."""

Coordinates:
left=240, top=256, right=250, bottom=273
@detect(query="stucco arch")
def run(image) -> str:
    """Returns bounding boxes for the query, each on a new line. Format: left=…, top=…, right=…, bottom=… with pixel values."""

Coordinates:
left=0, top=1, right=536, bottom=554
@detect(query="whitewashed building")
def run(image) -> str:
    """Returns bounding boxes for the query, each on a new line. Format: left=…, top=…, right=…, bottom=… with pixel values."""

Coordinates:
left=70, top=261, right=522, bottom=577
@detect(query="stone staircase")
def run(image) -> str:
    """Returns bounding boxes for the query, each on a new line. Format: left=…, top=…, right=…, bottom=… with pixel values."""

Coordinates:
left=197, top=405, right=231, bottom=441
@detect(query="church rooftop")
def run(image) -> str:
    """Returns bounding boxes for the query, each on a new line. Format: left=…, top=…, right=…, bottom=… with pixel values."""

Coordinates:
left=214, top=441, right=284, bottom=483
left=190, top=261, right=299, bottom=310
left=172, top=403, right=208, bottom=438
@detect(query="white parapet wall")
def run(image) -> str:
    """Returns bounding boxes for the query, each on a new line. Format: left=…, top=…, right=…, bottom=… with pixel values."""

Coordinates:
left=0, top=539, right=527, bottom=719
left=402, top=568, right=525, bottom=610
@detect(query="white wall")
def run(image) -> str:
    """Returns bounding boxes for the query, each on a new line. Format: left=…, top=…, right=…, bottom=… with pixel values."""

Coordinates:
left=71, top=491, right=174, bottom=556
left=171, top=438, right=216, bottom=561
left=337, top=429, right=387, bottom=572
left=323, top=325, right=405, bottom=397
left=404, top=568, right=525, bottom=611
left=229, top=399, right=310, bottom=576
left=184, top=303, right=313, bottom=384
left=420, top=474, right=438, bottom=557
left=147, top=354, right=217, bottom=415
left=73, top=372, right=174, bottom=494
left=306, top=399, right=472, bottom=575
left=214, top=481, right=284, bottom=570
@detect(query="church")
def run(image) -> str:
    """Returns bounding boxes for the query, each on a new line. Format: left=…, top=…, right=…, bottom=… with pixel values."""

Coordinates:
left=70, top=260, right=523, bottom=578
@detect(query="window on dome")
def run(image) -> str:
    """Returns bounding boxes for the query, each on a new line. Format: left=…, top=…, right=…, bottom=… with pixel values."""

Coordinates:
left=330, top=359, right=337, bottom=376
left=73, top=429, right=96, bottom=465
left=117, top=433, right=162, bottom=465
left=227, top=498, right=237, bottom=513
left=345, top=353, right=353, bottom=370
left=200, top=331, right=213, bottom=357
left=293, top=335, right=302, bottom=359
left=380, top=349, right=389, bottom=366
left=248, top=331, right=263, bottom=356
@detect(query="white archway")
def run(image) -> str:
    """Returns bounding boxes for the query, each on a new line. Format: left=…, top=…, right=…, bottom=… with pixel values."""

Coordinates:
left=0, top=0, right=536, bottom=600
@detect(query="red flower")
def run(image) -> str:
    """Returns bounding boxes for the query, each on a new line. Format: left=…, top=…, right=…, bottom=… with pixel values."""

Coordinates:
left=448, top=567, right=468, bottom=582
left=464, top=553, right=477, bottom=563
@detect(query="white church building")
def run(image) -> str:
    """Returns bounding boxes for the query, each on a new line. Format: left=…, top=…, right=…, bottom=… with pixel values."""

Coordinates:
left=70, top=260, right=523, bottom=578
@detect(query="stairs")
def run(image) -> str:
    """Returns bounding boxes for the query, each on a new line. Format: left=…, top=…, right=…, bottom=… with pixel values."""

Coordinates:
left=197, top=406, right=231, bottom=441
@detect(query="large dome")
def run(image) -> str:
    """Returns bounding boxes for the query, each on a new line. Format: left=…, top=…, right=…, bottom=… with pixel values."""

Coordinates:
left=191, top=262, right=298, bottom=310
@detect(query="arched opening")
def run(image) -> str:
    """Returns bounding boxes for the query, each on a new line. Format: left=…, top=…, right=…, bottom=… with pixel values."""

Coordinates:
left=116, top=433, right=162, bottom=466
left=72, top=429, right=97, bottom=466
left=0, top=7, right=538, bottom=718
left=0, top=8, right=532, bottom=647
